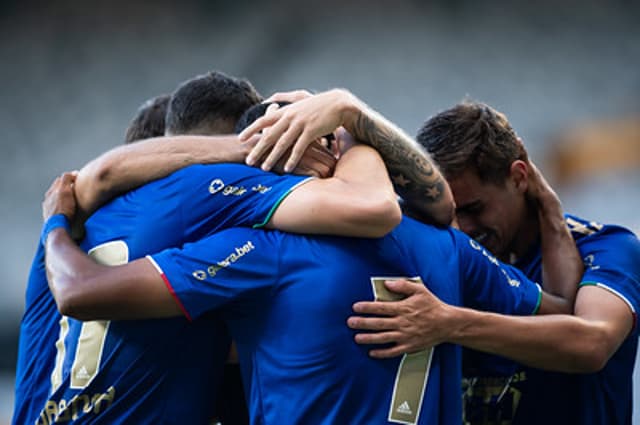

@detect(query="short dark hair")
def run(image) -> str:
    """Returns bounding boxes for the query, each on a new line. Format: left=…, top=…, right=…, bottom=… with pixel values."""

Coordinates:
left=166, top=70, right=262, bottom=136
left=416, top=101, right=527, bottom=184
left=124, top=94, right=170, bottom=144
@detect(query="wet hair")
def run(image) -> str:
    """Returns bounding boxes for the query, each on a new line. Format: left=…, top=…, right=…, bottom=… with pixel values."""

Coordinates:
left=416, top=100, right=527, bottom=184
left=124, top=94, right=170, bottom=144
left=166, top=70, right=262, bottom=136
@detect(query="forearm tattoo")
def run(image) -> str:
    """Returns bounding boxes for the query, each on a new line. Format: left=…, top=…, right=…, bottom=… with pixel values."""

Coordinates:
left=351, top=111, right=447, bottom=206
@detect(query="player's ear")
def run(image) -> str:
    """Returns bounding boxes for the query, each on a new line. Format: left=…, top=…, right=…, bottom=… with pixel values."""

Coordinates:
left=509, top=160, right=528, bottom=193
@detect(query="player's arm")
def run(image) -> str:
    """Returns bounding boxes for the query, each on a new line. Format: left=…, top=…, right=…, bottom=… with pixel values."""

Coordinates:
left=526, top=160, right=582, bottom=309
left=240, top=89, right=455, bottom=226
left=348, top=279, right=630, bottom=373
left=267, top=131, right=401, bottom=237
left=439, top=285, right=632, bottom=372
left=42, top=173, right=180, bottom=320
left=73, top=134, right=335, bottom=222
left=74, top=135, right=249, bottom=220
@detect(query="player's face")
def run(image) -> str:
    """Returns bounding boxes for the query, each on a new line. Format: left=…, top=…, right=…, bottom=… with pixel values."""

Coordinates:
left=448, top=169, right=527, bottom=260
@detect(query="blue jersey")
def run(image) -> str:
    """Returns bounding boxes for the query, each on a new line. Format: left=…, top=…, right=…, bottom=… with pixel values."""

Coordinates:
left=15, top=164, right=309, bottom=425
left=14, top=242, right=61, bottom=424
left=463, top=214, right=640, bottom=425
left=150, top=217, right=543, bottom=425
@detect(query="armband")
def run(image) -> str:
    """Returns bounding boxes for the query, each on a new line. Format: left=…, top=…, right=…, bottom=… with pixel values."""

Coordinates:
left=41, top=214, right=71, bottom=246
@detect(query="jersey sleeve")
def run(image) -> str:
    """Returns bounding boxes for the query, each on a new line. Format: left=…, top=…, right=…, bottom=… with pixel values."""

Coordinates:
left=147, top=227, right=280, bottom=321
left=175, top=164, right=312, bottom=239
left=454, top=230, right=542, bottom=315
left=577, top=227, right=640, bottom=323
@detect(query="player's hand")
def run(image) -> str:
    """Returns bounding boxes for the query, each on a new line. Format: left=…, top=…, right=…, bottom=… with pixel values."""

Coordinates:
left=347, top=279, right=450, bottom=358
left=288, top=141, right=336, bottom=178
left=525, top=160, right=562, bottom=216
left=265, top=89, right=313, bottom=104
left=43, top=171, right=78, bottom=222
left=239, top=89, right=353, bottom=173
left=246, top=132, right=337, bottom=178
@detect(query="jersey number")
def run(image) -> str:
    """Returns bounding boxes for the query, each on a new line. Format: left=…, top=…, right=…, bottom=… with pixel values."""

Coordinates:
left=50, top=241, right=129, bottom=392
left=370, top=277, right=434, bottom=425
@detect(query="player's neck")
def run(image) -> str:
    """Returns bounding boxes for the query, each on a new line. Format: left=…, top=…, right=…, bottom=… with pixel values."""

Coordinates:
left=508, top=208, right=540, bottom=263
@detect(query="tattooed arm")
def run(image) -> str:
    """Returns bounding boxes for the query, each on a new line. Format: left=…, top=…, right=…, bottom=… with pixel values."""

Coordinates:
left=240, top=89, right=454, bottom=226
left=342, top=99, right=454, bottom=226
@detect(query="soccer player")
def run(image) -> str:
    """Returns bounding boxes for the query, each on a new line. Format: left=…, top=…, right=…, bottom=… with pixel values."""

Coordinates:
left=40, top=151, right=578, bottom=424
left=165, top=70, right=263, bottom=136
left=12, top=92, right=172, bottom=424
left=9, top=77, right=338, bottom=424
left=349, top=101, right=640, bottom=425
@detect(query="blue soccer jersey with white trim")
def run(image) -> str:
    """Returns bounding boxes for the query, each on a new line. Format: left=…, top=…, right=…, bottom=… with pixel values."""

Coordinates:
left=15, top=164, right=309, bottom=425
left=150, top=217, right=542, bottom=425
left=463, top=214, right=640, bottom=425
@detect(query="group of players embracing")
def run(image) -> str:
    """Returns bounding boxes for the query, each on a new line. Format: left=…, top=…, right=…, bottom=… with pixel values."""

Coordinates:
left=14, top=70, right=640, bottom=425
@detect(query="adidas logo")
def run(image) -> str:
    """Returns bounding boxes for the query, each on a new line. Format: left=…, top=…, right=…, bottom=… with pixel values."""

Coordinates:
left=396, top=401, right=412, bottom=415
left=76, top=366, right=91, bottom=380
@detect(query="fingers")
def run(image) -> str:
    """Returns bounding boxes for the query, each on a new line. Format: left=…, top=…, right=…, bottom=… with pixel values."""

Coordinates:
left=384, top=279, right=423, bottom=296
left=265, top=89, right=313, bottom=103
left=369, top=345, right=413, bottom=359
left=353, top=330, right=402, bottom=345
left=60, top=171, right=77, bottom=186
left=284, top=129, right=316, bottom=172
left=260, top=121, right=305, bottom=171
left=352, top=300, right=404, bottom=316
left=294, top=143, right=336, bottom=178
left=239, top=110, right=277, bottom=142
left=43, top=171, right=78, bottom=221
left=347, top=315, right=396, bottom=331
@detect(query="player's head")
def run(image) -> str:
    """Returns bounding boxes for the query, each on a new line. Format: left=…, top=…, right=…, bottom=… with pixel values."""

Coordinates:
left=166, top=70, right=263, bottom=136
left=416, top=101, right=531, bottom=258
left=124, top=94, right=170, bottom=144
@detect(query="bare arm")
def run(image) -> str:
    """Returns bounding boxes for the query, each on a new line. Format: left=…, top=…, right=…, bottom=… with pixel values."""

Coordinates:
left=342, top=95, right=454, bottom=227
left=442, top=285, right=631, bottom=372
left=74, top=135, right=250, bottom=220
left=46, top=229, right=179, bottom=320
left=240, top=89, right=455, bottom=226
left=526, top=161, right=582, bottom=309
left=269, top=133, right=401, bottom=237
left=348, top=279, right=631, bottom=372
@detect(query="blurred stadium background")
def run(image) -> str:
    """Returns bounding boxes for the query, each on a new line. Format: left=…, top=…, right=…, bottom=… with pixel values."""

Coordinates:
left=1, top=0, right=638, bottom=422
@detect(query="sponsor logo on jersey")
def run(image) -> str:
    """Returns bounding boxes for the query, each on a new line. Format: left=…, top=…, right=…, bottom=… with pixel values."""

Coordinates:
left=252, top=184, right=272, bottom=194
left=469, top=239, right=521, bottom=287
left=209, top=178, right=248, bottom=196
left=192, top=241, right=256, bottom=280
left=584, top=254, right=601, bottom=270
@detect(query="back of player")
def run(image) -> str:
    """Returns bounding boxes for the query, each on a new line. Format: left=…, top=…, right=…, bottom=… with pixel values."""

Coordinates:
left=35, top=163, right=309, bottom=424
left=151, top=216, right=542, bottom=425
